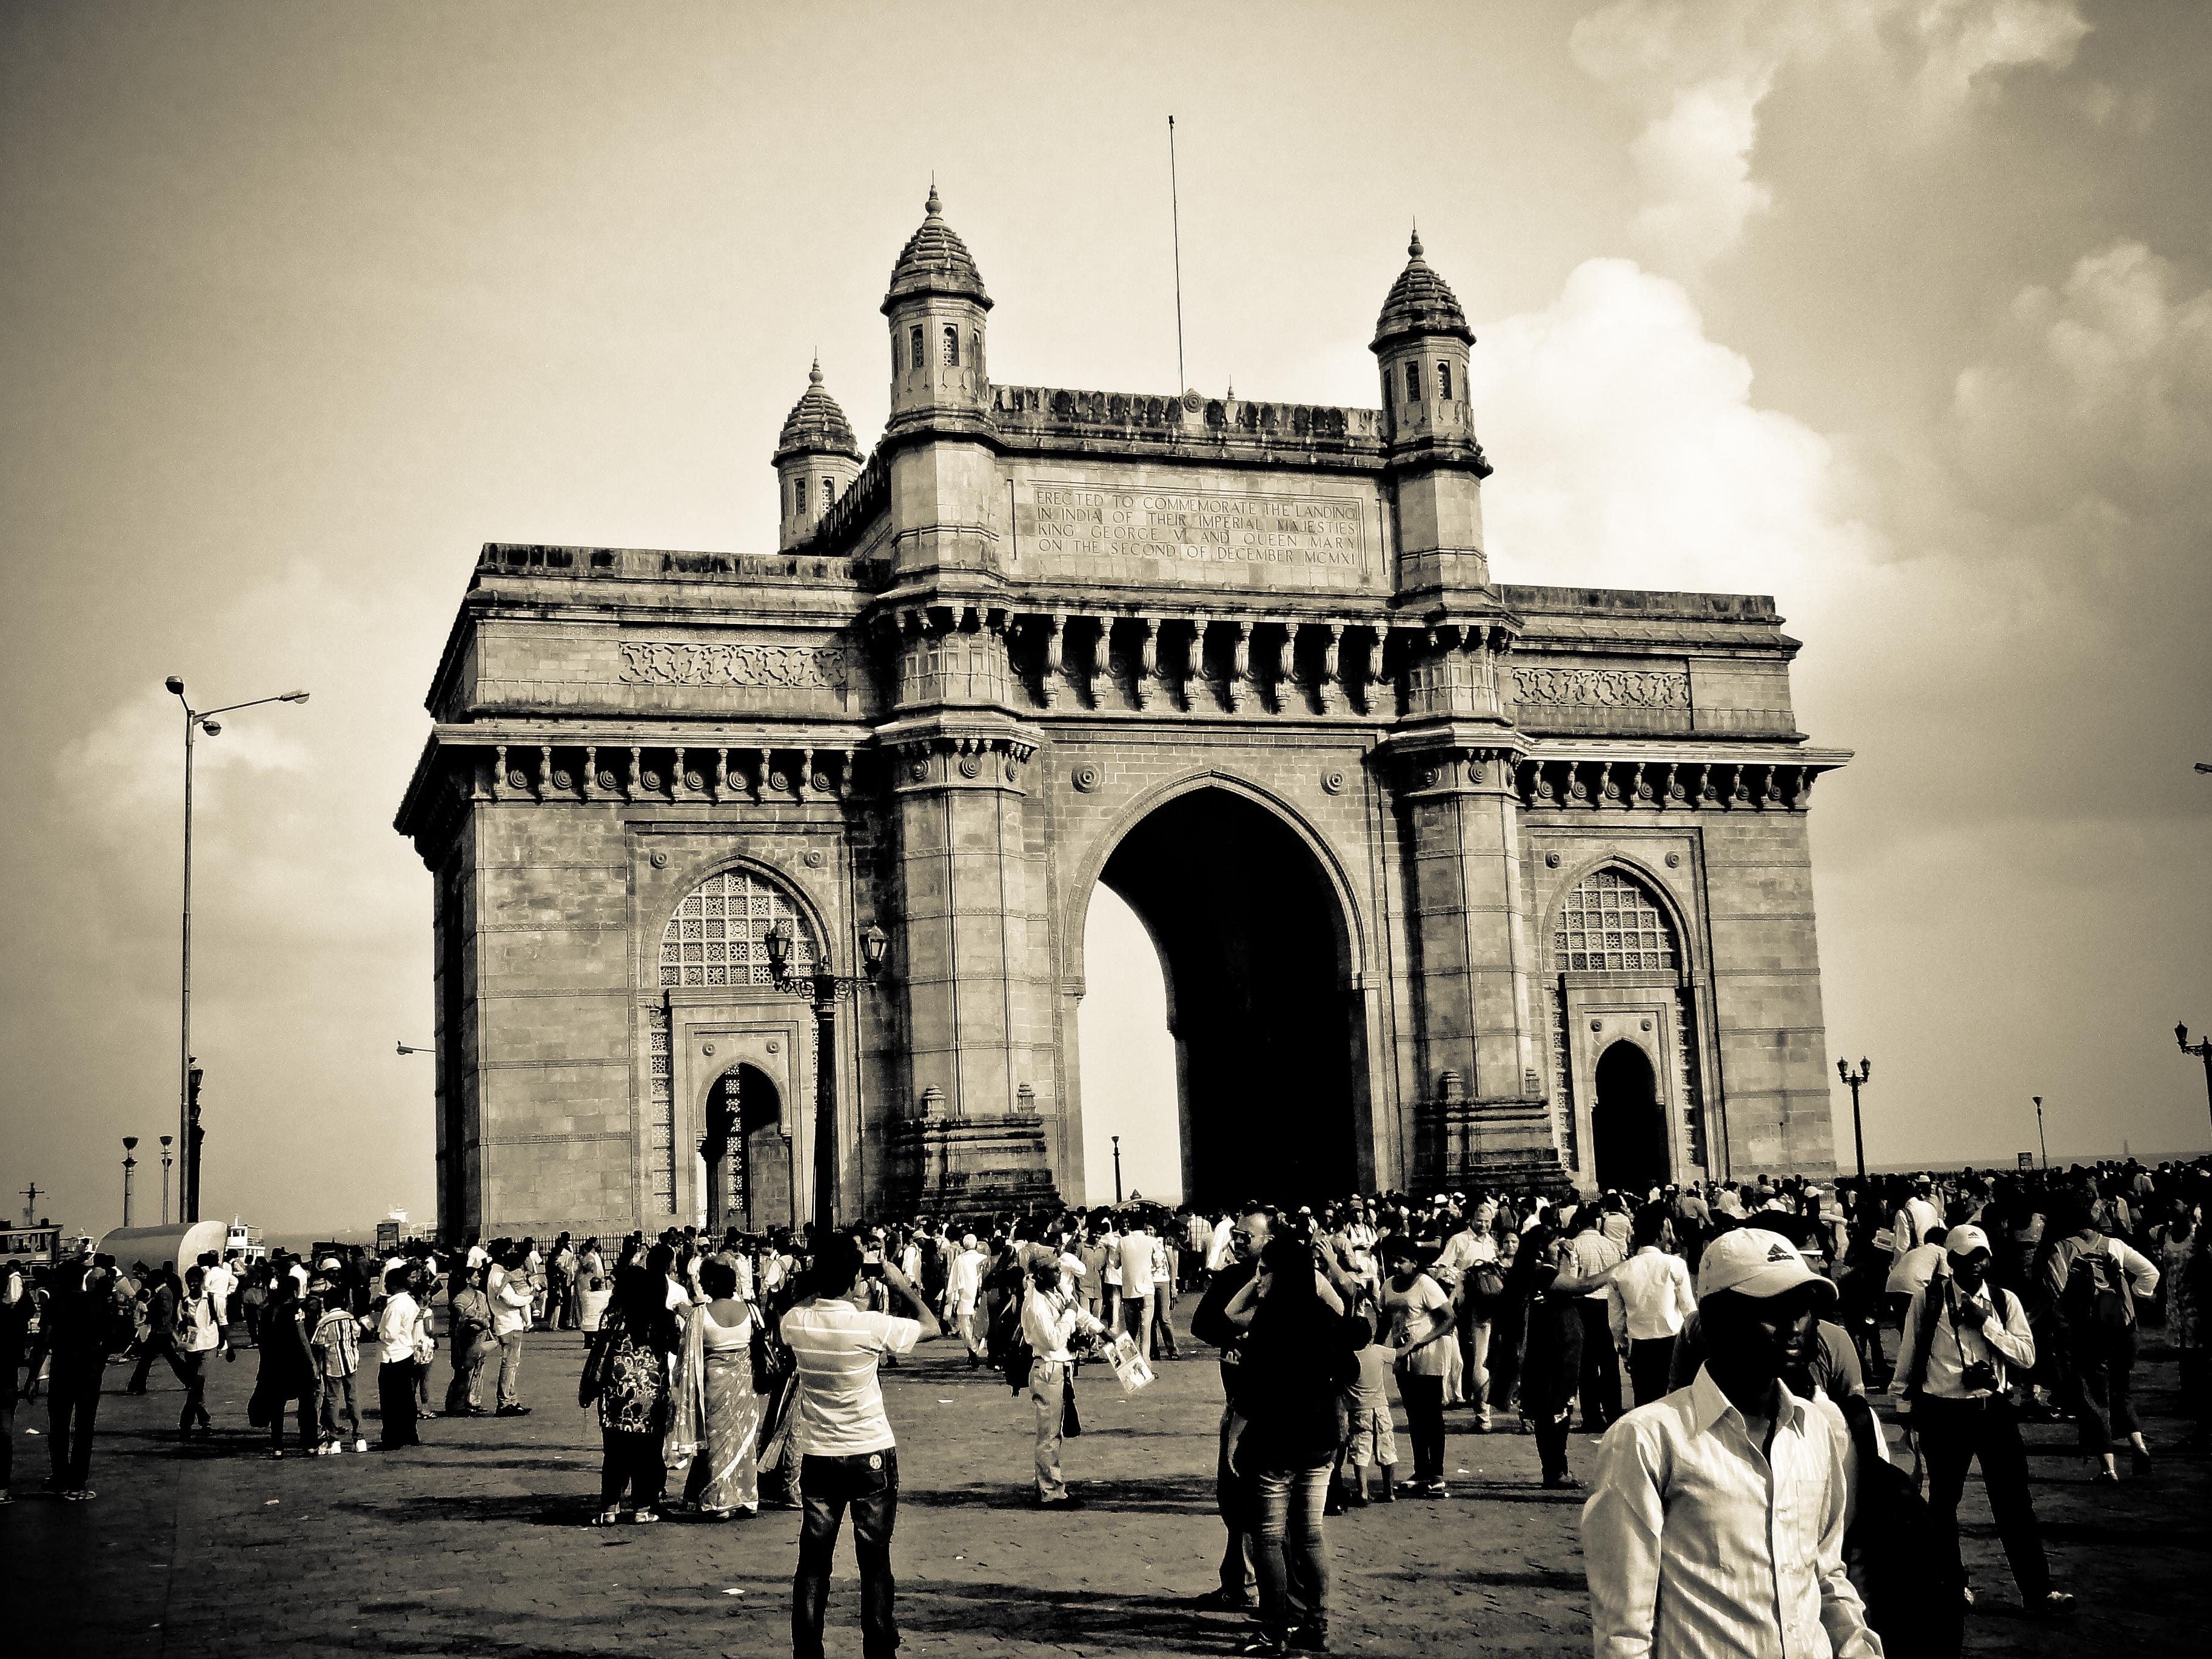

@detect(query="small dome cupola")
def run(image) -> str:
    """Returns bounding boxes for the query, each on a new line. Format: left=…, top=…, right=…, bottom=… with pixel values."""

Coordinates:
left=883, top=184, right=992, bottom=427
left=772, top=358, right=864, bottom=551
left=882, top=184, right=993, bottom=316
left=1370, top=225, right=1484, bottom=462
left=1370, top=227, right=1475, bottom=355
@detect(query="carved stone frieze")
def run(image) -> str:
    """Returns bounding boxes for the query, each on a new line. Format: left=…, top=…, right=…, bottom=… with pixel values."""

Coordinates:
left=618, top=641, right=850, bottom=693
left=1511, top=665, right=1689, bottom=710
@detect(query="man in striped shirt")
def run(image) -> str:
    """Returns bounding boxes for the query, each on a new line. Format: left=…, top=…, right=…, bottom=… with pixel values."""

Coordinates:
left=783, top=1232, right=942, bottom=1659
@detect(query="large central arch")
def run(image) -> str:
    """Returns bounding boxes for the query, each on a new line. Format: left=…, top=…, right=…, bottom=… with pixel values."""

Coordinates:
left=1076, top=783, right=1369, bottom=1207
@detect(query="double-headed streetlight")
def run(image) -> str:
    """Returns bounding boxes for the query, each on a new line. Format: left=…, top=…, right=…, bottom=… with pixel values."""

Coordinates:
left=2177, top=1024, right=2212, bottom=1139
left=166, top=675, right=309, bottom=1220
left=1835, top=1057, right=1871, bottom=1182
left=762, top=920, right=890, bottom=1227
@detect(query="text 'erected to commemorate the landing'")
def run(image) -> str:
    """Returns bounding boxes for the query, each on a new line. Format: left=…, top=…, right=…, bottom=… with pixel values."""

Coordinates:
left=1018, top=480, right=1372, bottom=589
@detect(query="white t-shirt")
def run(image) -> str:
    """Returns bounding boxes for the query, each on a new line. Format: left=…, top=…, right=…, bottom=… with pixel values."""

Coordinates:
left=1119, top=1230, right=1159, bottom=1296
left=780, top=1299, right=921, bottom=1456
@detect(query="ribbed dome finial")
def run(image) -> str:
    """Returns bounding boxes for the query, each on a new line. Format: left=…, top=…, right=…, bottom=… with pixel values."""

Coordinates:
left=1372, top=224, right=1473, bottom=353
left=809, top=355, right=823, bottom=386
left=1409, top=223, right=1423, bottom=260
left=774, top=363, right=862, bottom=463
left=925, top=180, right=941, bottom=218
left=882, top=181, right=991, bottom=314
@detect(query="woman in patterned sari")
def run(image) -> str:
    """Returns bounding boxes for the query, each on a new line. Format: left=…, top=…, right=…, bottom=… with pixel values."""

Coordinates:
left=669, top=1258, right=762, bottom=1517
left=586, top=1267, right=681, bottom=1526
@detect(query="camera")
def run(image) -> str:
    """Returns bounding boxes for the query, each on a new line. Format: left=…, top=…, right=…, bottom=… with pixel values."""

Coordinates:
left=862, top=1249, right=885, bottom=1279
left=1960, top=1359, right=2000, bottom=1394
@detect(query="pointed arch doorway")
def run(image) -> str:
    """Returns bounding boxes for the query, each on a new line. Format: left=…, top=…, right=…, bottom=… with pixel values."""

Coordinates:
left=701, top=1062, right=794, bottom=1236
left=1591, top=1041, right=1668, bottom=1194
left=1076, top=784, right=1370, bottom=1208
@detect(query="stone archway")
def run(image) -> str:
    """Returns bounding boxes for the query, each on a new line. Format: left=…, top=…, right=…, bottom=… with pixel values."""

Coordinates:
left=1082, top=785, right=1367, bottom=1207
left=701, top=1062, right=793, bottom=1236
left=1591, top=1041, right=1667, bottom=1193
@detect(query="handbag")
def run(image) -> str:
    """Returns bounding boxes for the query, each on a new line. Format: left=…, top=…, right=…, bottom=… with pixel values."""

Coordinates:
left=578, top=1312, right=620, bottom=1407
left=1062, top=1372, right=1082, bottom=1439
left=747, top=1299, right=793, bottom=1395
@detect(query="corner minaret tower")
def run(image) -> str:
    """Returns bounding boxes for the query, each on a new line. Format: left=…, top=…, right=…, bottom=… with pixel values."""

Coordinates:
left=773, top=359, right=863, bottom=550
left=1373, top=228, right=1493, bottom=598
left=883, top=184, right=992, bottom=431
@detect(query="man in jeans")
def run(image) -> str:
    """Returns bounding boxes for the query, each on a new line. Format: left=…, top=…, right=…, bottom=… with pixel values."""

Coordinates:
left=486, top=1247, right=533, bottom=1416
left=782, top=1232, right=942, bottom=1659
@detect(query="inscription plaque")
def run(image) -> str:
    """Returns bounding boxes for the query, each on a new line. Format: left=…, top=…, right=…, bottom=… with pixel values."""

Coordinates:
left=1019, top=480, right=1372, bottom=589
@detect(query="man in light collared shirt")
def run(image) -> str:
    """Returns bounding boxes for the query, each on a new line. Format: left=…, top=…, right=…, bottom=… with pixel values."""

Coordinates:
left=1582, top=1227, right=1882, bottom=1659
left=1607, top=1215, right=1697, bottom=1408
left=1894, top=1225, right=2071, bottom=1617
left=1021, top=1258, right=1107, bottom=1506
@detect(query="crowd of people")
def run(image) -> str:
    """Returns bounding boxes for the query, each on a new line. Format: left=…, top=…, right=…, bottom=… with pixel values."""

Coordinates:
left=2, top=1155, right=2204, bottom=1658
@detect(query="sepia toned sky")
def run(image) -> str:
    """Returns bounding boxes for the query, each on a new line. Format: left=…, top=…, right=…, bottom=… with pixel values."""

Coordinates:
left=2, top=1, right=2207, bottom=1231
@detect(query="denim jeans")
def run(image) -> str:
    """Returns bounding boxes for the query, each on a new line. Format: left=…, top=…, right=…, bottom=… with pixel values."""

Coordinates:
left=1030, top=1358, right=1069, bottom=1499
left=794, top=1449, right=900, bottom=1659
left=1252, top=1461, right=1332, bottom=1639
left=496, top=1332, right=526, bottom=1409
left=320, top=1372, right=360, bottom=1440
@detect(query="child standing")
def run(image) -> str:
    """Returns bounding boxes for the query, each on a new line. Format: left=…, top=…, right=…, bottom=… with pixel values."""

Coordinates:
left=1342, top=1309, right=1399, bottom=1504
left=309, top=1281, right=366, bottom=1453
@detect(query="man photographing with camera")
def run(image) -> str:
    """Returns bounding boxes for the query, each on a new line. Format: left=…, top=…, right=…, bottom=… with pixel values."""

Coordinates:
left=782, top=1232, right=942, bottom=1659
left=1893, top=1223, right=2073, bottom=1618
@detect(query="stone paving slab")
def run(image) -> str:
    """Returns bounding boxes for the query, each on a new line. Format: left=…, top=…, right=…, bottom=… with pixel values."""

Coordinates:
left=10, top=1305, right=2207, bottom=1657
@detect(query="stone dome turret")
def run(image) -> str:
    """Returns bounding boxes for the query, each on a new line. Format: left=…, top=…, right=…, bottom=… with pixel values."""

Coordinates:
left=1371, top=228, right=1474, bottom=354
left=881, top=185, right=992, bottom=315
left=773, top=359, right=862, bottom=463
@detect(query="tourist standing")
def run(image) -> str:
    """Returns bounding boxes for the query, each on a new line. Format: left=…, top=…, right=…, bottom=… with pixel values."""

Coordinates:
left=1583, top=1227, right=1882, bottom=1658
left=584, top=1265, right=682, bottom=1524
left=1520, top=1228, right=1594, bottom=1489
left=1379, top=1238, right=1455, bottom=1496
left=782, top=1233, right=941, bottom=1659
left=375, top=1267, right=424, bottom=1450
left=488, top=1246, right=534, bottom=1416
left=1021, top=1255, right=1107, bottom=1507
left=251, top=1276, right=318, bottom=1456
left=1189, top=1205, right=1274, bottom=1615
left=1119, top=1218, right=1160, bottom=1359
left=1564, top=1207, right=1626, bottom=1432
left=1216, top=1235, right=1364, bottom=1657
left=43, top=1261, right=129, bottom=1500
left=1607, top=1213, right=1697, bottom=1407
left=681, top=1258, right=763, bottom=1518
left=1894, top=1224, right=2071, bottom=1617
left=309, top=1275, right=366, bottom=1453
left=443, top=1264, right=493, bottom=1416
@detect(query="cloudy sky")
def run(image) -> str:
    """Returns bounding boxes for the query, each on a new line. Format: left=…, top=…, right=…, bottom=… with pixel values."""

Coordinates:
left=3, top=0, right=2206, bottom=1231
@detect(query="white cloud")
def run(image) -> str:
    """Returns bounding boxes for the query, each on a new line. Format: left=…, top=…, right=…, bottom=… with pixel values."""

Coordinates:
left=1572, top=0, right=2091, bottom=275
left=1472, top=256, right=1884, bottom=606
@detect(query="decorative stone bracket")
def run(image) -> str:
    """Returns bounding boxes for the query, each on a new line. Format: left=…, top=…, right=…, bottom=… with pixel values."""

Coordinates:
left=886, top=729, right=1040, bottom=794
left=1517, top=756, right=1825, bottom=813
left=469, top=741, right=859, bottom=805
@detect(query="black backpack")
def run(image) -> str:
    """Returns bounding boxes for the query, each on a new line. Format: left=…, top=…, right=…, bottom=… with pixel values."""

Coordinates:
left=2061, top=1241, right=2133, bottom=1330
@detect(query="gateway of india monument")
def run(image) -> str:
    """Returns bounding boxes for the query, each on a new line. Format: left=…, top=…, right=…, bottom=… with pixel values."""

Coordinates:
left=396, top=189, right=1851, bottom=1241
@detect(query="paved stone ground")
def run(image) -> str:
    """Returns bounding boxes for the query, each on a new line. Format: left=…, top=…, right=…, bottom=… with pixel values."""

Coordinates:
left=10, top=1301, right=2207, bottom=1657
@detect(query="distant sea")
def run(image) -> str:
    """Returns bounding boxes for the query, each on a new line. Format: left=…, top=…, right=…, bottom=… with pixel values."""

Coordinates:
left=1864, top=1148, right=2207, bottom=1175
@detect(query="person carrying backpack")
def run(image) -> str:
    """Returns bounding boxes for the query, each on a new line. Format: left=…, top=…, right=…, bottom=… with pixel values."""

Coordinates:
left=2042, top=1198, right=2162, bottom=1482
left=1893, top=1224, right=2072, bottom=1618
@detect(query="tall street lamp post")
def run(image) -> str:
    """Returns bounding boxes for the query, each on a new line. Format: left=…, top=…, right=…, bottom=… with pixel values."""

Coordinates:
left=763, top=920, right=890, bottom=1228
left=159, top=1135, right=173, bottom=1226
left=1113, top=1134, right=1124, bottom=1204
left=1835, top=1057, right=1871, bottom=1182
left=2178, top=1025, right=2212, bottom=1141
left=2033, top=1094, right=2048, bottom=1168
left=121, top=1137, right=139, bottom=1227
left=165, top=677, right=309, bottom=1221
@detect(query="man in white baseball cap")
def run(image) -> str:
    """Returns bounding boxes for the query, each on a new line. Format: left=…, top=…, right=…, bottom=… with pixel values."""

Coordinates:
left=1892, top=1223, right=2071, bottom=1618
left=1583, top=1228, right=1879, bottom=1659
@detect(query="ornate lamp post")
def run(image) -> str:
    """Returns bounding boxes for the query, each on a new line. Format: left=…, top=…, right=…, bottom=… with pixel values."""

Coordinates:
left=2033, top=1094, right=2048, bottom=1169
left=1113, top=1134, right=1124, bottom=1204
left=121, top=1137, right=139, bottom=1228
left=763, top=920, right=890, bottom=1227
left=165, top=676, right=309, bottom=1219
left=158, top=1135, right=173, bottom=1225
left=1835, top=1057, right=1871, bottom=1182
left=2178, top=1025, right=2212, bottom=1139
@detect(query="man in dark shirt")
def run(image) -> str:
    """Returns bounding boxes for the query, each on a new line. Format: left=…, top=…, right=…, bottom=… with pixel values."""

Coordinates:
left=1188, top=1204, right=1272, bottom=1612
left=46, top=1261, right=127, bottom=1500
